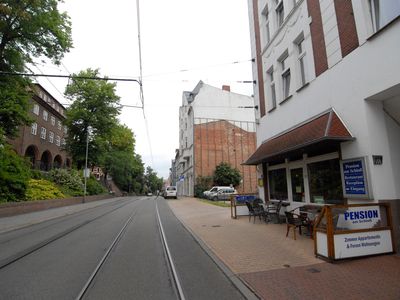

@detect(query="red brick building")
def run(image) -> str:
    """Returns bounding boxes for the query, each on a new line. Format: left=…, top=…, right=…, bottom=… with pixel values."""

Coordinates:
left=7, top=84, right=71, bottom=170
left=194, top=120, right=257, bottom=194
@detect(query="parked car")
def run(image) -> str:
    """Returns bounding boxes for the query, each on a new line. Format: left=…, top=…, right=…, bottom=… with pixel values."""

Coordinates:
left=203, top=186, right=218, bottom=199
left=163, top=186, right=177, bottom=199
left=208, top=186, right=237, bottom=201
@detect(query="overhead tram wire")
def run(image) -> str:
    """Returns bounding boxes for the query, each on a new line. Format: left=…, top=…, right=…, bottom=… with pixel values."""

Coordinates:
left=136, top=0, right=154, bottom=168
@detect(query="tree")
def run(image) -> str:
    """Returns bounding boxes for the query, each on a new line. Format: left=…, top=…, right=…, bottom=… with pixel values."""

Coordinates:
left=213, top=162, right=242, bottom=187
left=0, top=0, right=72, bottom=141
left=0, top=144, right=31, bottom=202
left=144, top=166, right=163, bottom=193
left=64, top=68, right=121, bottom=168
left=103, top=124, right=144, bottom=193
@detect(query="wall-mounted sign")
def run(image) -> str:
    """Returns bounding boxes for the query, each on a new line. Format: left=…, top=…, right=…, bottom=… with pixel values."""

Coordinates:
left=340, top=157, right=369, bottom=199
left=372, top=155, right=383, bottom=165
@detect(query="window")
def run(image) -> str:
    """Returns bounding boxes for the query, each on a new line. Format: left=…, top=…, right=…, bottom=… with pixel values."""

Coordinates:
left=267, top=67, right=277, bottom=110
left=280, top=54, right=291, bottom=99
left=31, top=123, right=38, bottom=135
left=49, top=131, right=54, bottom=143
left=276, top=0, right=285, bottom=27
left=51, top=116, right=55, bottom=126
left=268, top=168, right=288, bottom=200
left=56, top=135, right=61, bottom=146
left=57, top=121, right=62, bottom=130
left=62, top=138, right=66, bottom=146
left=64, top=126, right=68, bottom=134
left=43, top=110, right=48, bottom=121
left=296, top=35, right=307, bottom=86
left=33, top=104, right=40, bottom=115
left=262, top=5, right=271, bottom=44
left=370, top=0, right=400, bottom=32
left=308, top=158, right=344, bottom=205
left=40, top=127, right=46, bottom=139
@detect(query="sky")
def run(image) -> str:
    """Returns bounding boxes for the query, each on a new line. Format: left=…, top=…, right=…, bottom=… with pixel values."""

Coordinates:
left=34, top=0, right=254, bottom=179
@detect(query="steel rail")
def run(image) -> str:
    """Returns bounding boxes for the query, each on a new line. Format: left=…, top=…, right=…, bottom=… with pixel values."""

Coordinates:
left=75, top=207, right=138, bottom=300
left=156, top=199, right=186, bottom=300
left=0, top=199, right=137, bottom=269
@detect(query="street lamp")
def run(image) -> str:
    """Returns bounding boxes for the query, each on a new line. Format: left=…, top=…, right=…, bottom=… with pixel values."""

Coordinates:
left=83, top=125, right=92, bottom=203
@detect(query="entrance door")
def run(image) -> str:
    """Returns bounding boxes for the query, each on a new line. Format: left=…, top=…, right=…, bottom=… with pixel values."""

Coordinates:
left=290, top=168, right=304, bottom=202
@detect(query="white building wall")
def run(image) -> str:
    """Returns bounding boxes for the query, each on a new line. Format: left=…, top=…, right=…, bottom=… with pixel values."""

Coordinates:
left=320, top=0, right=341, bottom=67
left=248, top=0, right=400, bottom=202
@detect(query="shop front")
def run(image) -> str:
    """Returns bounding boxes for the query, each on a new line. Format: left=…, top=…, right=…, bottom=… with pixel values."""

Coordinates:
left=245, top=109, right=354, bottom=210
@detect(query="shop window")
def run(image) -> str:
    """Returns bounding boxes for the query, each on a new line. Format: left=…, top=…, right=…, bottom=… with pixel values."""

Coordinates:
left=268, top=168, right=288, bottom=200
left=290, top=168, right=304, bottom=202
left=308, top=158, right=344, bottom=205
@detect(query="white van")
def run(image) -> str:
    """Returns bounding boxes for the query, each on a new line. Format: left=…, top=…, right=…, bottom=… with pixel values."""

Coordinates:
left=163, top=186, right=177, bottom=199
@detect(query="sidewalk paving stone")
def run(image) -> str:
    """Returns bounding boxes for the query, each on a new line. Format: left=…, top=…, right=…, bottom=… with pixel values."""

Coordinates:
left=167, top=197, right=400, bottom=300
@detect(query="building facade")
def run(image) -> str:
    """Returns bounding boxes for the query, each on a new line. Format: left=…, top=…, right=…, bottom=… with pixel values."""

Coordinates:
left=175, top=81, right=258, bottom=197
left=246, top=0, right=400, bottom=245
left=8, top=83, right=71, bottom=170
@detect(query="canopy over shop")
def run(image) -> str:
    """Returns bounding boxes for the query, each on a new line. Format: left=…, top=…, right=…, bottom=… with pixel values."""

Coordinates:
left=244, top=109, right=354, bottom=206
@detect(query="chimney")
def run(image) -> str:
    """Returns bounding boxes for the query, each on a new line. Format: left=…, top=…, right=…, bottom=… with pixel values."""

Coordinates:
left=222, top=85, right=230, bottom=92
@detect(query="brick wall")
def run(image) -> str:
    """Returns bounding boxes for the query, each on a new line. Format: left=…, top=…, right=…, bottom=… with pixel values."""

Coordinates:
left=194, top=120, right=257, bottom=193
left=307, top=0, right=329, bottom=77
left=334, top=0, right=359, bottom=58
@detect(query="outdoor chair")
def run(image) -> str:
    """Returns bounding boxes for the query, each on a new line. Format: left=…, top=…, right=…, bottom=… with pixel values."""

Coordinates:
left=266, top=200, right=283, bottom=223
left=245, top=201, right=265, bottom=223
left=284, top=211, right=311, bottom=240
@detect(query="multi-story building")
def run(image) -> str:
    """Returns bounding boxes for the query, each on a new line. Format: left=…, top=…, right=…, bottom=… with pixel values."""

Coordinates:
left=175, top=81, right=258, bottom=196
left=246, top=0, right=399, bottom=244
left=8, top=83, right=71, bottom=170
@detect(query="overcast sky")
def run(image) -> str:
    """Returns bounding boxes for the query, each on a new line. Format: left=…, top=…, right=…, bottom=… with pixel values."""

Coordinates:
left=35, top=0, right=254, bottom=179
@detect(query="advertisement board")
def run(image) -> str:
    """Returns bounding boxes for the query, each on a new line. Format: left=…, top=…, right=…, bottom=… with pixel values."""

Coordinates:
left=340, top=157, right=369, bottom=199
left=336, top=205, right=381, bottom=230
left=334, top=230, right=393, bottom=259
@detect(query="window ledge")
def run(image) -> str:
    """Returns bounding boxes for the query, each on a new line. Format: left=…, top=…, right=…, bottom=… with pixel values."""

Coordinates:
left=267, top=106, right=277, bottom=113
left=279, top=94, right=292, bottom=105
left=296, top=82, right=309, bottom=93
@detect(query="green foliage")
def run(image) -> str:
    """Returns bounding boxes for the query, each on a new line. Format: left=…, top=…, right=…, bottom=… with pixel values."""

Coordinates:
left=0, top=145, right=31, bottom=202
left=64, top=68, right=121, bottom=169
left=194, top=176, right=213, bottom=198
left=85, top=176, right=107, bottom=195
left=48, top=168, right=83, bottom=196
left=0, top=0, right=73, bottom=72
left=0, top=77, right=33, bottom=139
left=102, top=125, right=144, bottom=193
left=144, top=166, right=163, bottom=194
left=213, top=162, right=242, bottom=187
left=0, top=0, right=72, bottom=144
left=25, top=179, right=65, bottom=201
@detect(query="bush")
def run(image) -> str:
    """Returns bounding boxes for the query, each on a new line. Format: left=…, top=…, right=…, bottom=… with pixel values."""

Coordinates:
left=194, top=176, right=213, bottom=198
left=25, top=179, right=65, bottom=201
left=48, top=168, right=83, bottom=196
left=213, top=162, right=242, bottom=187
left=0, top=146, right=31, bottom=202
left=85, top=176, right=107, bottom=195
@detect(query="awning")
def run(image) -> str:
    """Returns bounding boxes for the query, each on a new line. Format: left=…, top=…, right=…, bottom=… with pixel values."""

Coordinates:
left=244, top=110, right=354, bottom=165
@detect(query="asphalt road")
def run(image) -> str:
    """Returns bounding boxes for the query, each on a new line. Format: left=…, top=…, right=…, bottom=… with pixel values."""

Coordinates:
left=0, top=197, right=246, bottom=300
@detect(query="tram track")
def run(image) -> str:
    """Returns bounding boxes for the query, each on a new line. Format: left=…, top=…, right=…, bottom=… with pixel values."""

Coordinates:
left=0, top=197, right=141, bottom=270
left=77, top=196, right=184, bottom=300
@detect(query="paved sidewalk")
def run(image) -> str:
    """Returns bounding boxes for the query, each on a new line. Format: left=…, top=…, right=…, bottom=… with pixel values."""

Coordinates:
left=168, top=197, right=400, bottom=300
